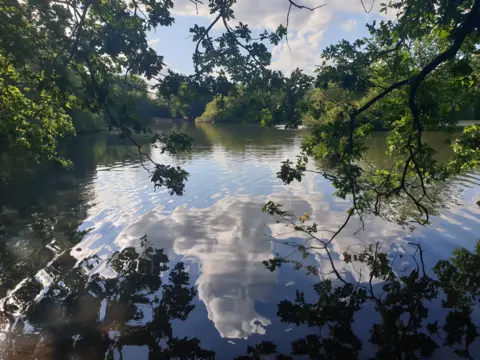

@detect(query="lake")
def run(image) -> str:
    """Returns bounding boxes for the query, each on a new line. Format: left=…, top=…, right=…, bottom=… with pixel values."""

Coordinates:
left=0, top=123, right=479, bottom=359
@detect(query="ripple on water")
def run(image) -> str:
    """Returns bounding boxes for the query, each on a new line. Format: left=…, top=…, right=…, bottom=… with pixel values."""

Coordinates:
left=1, top=126, right=479, bottom=359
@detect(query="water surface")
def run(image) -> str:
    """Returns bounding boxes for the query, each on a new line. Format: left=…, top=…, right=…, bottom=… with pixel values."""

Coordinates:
left=0, top=123, right=479, bottom=359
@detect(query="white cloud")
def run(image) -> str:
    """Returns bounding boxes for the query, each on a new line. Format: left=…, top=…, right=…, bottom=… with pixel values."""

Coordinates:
left=114, top=196, right=277, bottom=339
left=270, top=29, right=325, bottom=74
left=171, top=0, right=210, bottom=16
left=341, top=18, right=357, bottom=32
left=148, top=38, right=160, bottom=46
left=172, top=0, right=377, bottom=27
left=237, top=1, right=332, bottom=75
left=169, top=0, right=386, bottom=74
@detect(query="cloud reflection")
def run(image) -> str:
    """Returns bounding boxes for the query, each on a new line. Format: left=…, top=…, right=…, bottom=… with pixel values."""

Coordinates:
left=114, top=190, right=412, bottom=340
left=116, top=196, right=276, bottom=339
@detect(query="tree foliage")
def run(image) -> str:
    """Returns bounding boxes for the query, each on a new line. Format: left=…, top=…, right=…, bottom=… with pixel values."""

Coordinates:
left=273, top=0, right=480, bottom=230
left=1, top=0, right=191, bottom=193
left=2, top=0, right=480, bottom=357
left=197, top=68, right=313, bottom=126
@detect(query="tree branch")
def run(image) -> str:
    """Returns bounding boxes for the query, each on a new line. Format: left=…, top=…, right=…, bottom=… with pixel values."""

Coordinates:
left=288, top=0, right=326, bottom=11
left=360, top=0, right=375, bottom=13
left=285, top=1, right=326, bottom=50
left=408, top=0, right=480, bottom=152
left=194, top=13, right=222, bottom=77
left=351, top=78, right=412, bottom=118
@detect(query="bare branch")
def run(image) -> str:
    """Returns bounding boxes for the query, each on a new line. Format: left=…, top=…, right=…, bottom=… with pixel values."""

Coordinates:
left=408, top=242, right=426, bottom=277
left=190, top=0, right=203, bottom=14
left=324, top=209, right=354, bottom=246
left=285, top=2, right=292, bottom=51
left=360, top=0, right=375, bottom=13
left=285, top=1, right=326, bottom=50
left=288, top=0, right=326, bottom=11
left=194, top=13, right=222, bottom=77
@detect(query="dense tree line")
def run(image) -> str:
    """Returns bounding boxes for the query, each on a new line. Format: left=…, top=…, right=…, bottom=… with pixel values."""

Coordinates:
left=196, top=68, right=312, bottom=127
left=302, top=34, right=480, bottom=130
left=156, top=70, right=234, bottom=122
left=71, top=75, right=172, bottom=133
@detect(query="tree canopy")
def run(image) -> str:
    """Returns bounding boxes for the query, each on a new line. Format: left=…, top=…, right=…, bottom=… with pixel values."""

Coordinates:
left=196, top=68, right=313, bottom=126
left=2, top=0, right=479, bottom=195
left=266, top=0, right=480, bottom=228
left=1, top=0, right=190, bottom=193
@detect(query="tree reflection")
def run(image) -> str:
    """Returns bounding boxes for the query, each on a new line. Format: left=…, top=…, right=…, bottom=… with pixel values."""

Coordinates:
left=181, top=123, right=302, bottom=154
left=0, top=236, right=215, bottom=360
left=235, top=242, right=480, bottom=359
left=238, top=202, right=480, bottom=360
left=0, top=133, right=155, bottom=301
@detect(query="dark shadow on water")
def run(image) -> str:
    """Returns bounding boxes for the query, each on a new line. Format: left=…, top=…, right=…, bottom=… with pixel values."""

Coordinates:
left=0, top=236, right=215, bottom=360
left=2, top=232, right=480, bottom=359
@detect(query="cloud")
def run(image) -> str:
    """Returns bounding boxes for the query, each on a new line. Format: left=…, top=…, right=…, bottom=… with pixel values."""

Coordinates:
left=270, top=30, right=325, bottom=74
left=148, top=38, right=160, bottom=46
left=234, top=1, right=332, bottom=75
left=114, top=195, right=277, bottom=339
left=169, top=0, right=375, bottom=75
left=172, top=0, right=377, bottom=28
left=341, top=18, right=357, bottom=32
left=171, top=0, right=210, bottom=16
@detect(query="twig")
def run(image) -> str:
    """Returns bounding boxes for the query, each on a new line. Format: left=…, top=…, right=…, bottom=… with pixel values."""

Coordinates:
left=194, top=14, right=222, bottom=77
left=324, top=246, right=349, bottom=285
left=83, top=57, right=159, bottom=174
left=285, top=3, right=292, bottom=51
left=324, top=209, right=353, bottom=246
left=288, top=0, right=326, bottom=11
left=285, top=1, right=326, bottom=51
left=190, top=0, right=203, bottom=14
left=360, top=0, right=375, bottom=13
left=353, top=208, right=365, bottom=235
left=222, top=17, right=264, bottom=69
left=408, top=242, right=426, bottom=277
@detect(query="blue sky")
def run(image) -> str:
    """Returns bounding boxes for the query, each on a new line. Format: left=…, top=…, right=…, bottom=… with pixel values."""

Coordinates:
left=145, top=0, right=388, bottom=75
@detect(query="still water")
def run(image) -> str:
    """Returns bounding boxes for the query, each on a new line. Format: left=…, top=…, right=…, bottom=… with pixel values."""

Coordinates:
left=0, top=123, right=479, bottom=359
